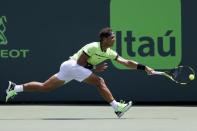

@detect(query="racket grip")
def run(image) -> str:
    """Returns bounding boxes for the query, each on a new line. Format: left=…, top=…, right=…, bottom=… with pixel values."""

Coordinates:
left=151, top=71, right=165, bottom=75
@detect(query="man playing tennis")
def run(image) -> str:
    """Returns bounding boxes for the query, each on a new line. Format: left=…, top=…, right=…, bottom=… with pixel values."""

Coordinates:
left=6, top=27, right=154, bottom=118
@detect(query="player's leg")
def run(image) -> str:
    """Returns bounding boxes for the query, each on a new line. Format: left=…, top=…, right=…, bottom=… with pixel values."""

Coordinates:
left=5, top=60, right=73, bottom=102
left=83, top=73, right=132, bottom=118
left=23, top=75, right=65, bottom=92
left=6, top=75, right=65, bottom=102
left=6, top=59, right=81, bottom=102
left=83, top=73, right=114, bottom=103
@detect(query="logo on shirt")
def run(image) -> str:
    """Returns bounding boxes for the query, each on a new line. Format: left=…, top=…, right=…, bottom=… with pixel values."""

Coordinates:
left=110, top=0, right=181, bottom=69
left=95, top=53, right=108, bottom=59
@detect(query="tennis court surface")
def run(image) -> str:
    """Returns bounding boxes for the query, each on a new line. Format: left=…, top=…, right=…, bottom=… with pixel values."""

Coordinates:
left=0, top=105, right=197, bottom=131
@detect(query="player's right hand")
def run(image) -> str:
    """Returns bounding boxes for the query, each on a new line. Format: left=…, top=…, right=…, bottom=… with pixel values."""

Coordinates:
left=145, top=66, right=155, bottom=75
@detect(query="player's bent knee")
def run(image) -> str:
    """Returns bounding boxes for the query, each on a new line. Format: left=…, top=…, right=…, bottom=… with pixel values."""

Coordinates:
left=84, top=74, right=107, bottom=88
left=97, top=77, right=107, bottom=89
left=98, top=77, right=105, bottom=84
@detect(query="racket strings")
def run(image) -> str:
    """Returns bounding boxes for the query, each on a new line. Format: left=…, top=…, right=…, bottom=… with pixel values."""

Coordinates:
left=167, top=66, right=193, bottom=84
left=172, top=67, right=193, bottom=84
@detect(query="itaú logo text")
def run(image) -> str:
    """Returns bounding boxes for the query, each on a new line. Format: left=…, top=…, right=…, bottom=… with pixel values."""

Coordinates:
left=112, top=30, right=181, bottom=69
left=116, top=30, right=176, bottom=57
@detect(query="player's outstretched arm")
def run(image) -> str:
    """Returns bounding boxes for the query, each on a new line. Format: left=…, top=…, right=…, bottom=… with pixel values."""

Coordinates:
left=116, top=56, right=138, bottom=69
left=116, top=56, right=155, bottom=75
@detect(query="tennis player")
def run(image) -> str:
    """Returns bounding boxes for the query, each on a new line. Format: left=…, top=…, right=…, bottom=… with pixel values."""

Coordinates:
left=6, top=27, right=154, bottom=118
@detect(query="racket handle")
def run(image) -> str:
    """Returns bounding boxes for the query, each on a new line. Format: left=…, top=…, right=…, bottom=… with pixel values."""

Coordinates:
left=151, top=71, right=165, bottom=75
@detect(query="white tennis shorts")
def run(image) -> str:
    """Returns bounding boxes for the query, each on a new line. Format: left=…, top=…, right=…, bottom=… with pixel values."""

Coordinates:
left=55, top=59, right=92, bottom=83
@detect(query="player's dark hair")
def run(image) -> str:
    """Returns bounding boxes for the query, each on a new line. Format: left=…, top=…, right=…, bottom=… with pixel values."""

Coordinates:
left=99, top=27, right=113, bottom=42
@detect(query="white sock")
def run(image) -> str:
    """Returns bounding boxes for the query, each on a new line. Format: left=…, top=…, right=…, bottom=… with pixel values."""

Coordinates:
left=14, top=85, right=24, bottom=92
left=110, top=100, right=118, bottom=110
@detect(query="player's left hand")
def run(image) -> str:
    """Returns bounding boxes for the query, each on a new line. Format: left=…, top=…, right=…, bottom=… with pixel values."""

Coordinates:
left=94, top=63, right=108, bottom=72
left=145, top=66, right=155, bottom=75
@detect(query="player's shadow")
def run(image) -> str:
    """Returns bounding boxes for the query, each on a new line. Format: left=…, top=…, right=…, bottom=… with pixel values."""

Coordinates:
left=0, top=117, right=177, bottom=120
left=0, top=118, right=129, bottom=120
left=42, top=117, right=177, bottom=120
left=42, top=118, right=127, bottom=120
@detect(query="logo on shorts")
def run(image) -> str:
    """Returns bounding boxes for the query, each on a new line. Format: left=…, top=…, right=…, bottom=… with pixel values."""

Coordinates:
left=0, top=16, right=7, bottom=45
left=0, top=16, right=30, bottom=58
left=110, top=0, right=181, bottom=69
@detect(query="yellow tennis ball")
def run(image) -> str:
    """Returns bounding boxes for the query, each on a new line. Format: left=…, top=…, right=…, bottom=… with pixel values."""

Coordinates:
left=189, top=74, right=195, bottom=80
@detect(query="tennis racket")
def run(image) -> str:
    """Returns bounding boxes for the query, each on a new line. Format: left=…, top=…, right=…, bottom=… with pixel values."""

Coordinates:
left=151, top=66, right=195, bottom=85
